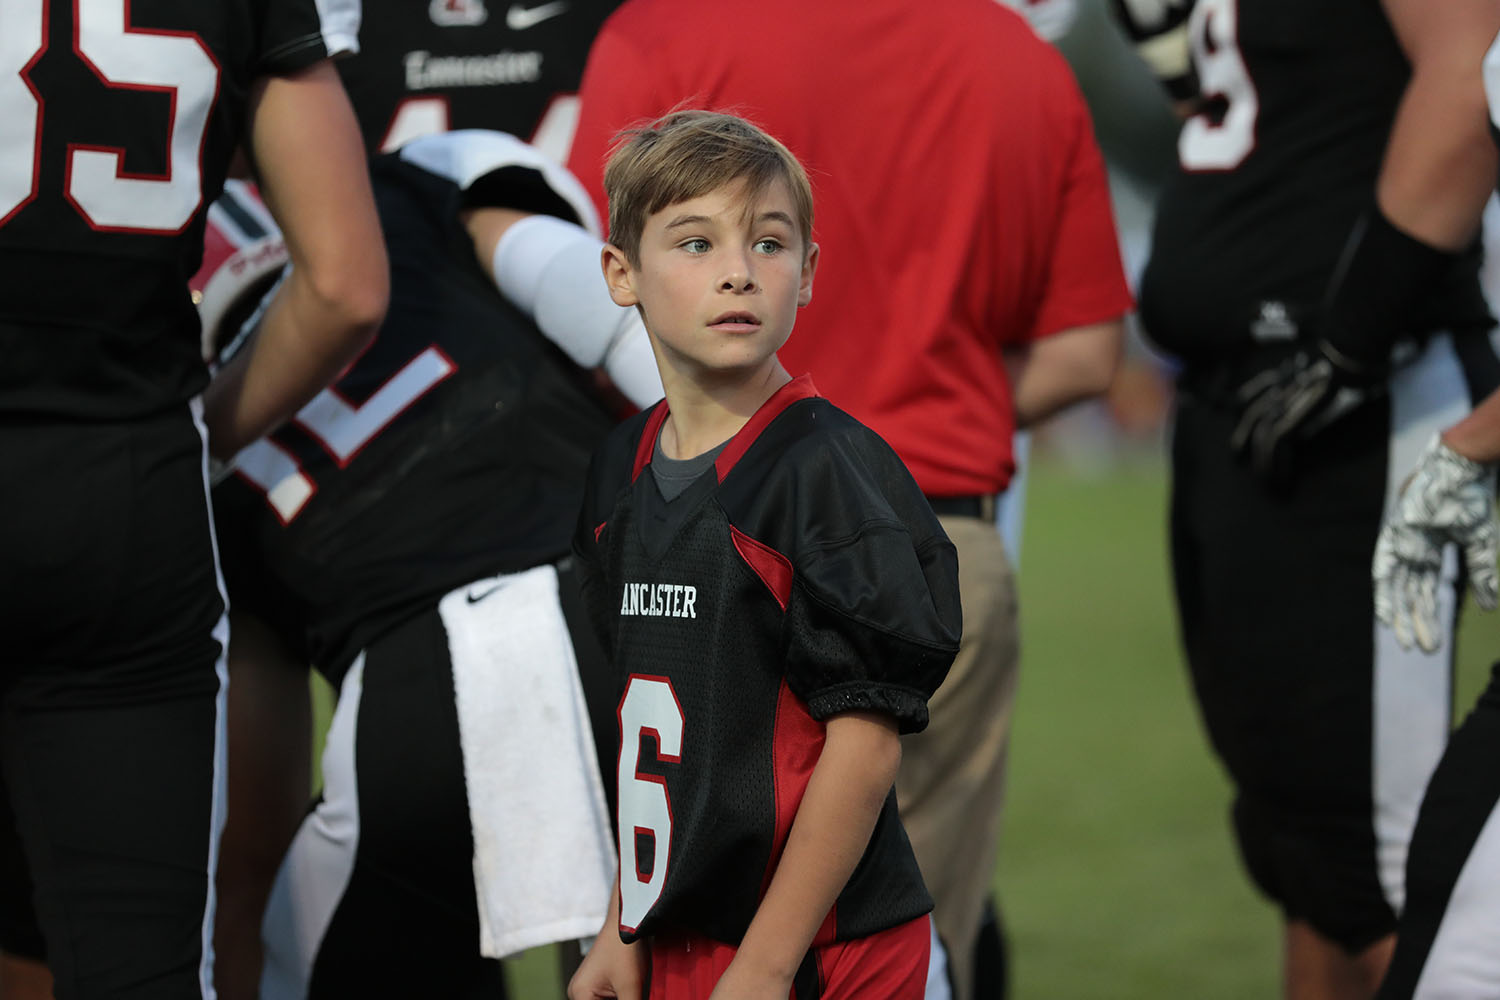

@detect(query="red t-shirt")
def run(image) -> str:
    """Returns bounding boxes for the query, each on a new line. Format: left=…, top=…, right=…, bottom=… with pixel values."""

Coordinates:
left=568, top=0, right=1132, bottom=494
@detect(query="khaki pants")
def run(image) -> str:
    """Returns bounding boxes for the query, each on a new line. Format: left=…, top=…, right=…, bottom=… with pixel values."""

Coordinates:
left=895, top=515, right=1019, bottom=1000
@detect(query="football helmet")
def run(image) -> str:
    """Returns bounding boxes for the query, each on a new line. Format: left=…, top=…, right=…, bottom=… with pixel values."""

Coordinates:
left=191, top=179, right=288, bottom=362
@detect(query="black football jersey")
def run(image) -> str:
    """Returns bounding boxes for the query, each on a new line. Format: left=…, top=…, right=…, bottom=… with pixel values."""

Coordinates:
left=213, top=133, right=615, bottom=684
left=573, top=376, right=961, bottom=947
left=338, top=0, right=624, bottom=157
left=0, top=0, right=358, bottom=419
left=1139, top=0, right=1490, bottom=363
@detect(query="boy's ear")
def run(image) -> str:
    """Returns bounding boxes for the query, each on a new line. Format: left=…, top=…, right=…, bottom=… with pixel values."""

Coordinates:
left=601, top=243, right=639, bottom=308
left=798, top=241, right=819, bottom=308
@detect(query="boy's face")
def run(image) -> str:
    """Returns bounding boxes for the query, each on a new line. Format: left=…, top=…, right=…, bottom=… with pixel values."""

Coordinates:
left=603, top=177, right=817, bottom=385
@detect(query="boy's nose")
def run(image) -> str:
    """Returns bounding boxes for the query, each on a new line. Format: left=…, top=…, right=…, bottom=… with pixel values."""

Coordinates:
left=719, top=248, right=756, bottom=292
left=720, top=270, right=756, bottom=292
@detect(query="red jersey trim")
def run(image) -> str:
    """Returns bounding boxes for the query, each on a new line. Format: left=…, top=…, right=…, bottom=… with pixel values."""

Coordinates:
left=630, top=401, right=671, bottom=482
left=631, top=376, right=819, bottom=483
left=715, top=374, right=820, bottom=482
left=730, top=526, right=792, bottom=611
left=811, top=904, right=838, bottom=949
left=763, top=679, right=825, bottom=904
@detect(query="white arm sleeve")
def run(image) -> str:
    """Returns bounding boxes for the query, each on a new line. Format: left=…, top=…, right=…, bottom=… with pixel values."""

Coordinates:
left=491, top=214, right=664, bottom=410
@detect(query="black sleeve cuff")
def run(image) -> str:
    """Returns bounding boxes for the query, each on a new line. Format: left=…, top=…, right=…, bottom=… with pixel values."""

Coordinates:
left=1320, top=207, right=1458, bottom=372
left=806, top=682, right=931, bottom=735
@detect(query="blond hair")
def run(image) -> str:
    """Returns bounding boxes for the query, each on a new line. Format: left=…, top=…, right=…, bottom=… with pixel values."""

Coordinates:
left=603, top=110, right=814, bottom=266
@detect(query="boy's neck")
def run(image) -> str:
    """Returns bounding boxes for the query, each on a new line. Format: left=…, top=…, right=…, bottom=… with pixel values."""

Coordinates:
left=659, top=357, right=792, bottom=460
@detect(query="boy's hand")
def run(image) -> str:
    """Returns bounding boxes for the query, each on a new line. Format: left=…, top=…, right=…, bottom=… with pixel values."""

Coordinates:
left=567, top=931, right=646, bottom=1000
left=707, top=956, right=794, bottom=1000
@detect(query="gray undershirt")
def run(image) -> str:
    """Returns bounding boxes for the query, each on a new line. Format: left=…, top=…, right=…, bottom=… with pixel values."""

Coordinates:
left=651, top=428, right=731, bottom=501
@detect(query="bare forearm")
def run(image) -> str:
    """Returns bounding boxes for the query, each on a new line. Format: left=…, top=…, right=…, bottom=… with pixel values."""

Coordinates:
left=1378, top=0, right=1500, bottom=250
left=1378, top=69, right=1497, bottom=252
left=202, top=62, right=387, bottom=458
left=1009, top=319, right=1123, bottom=429
left=727, top=712, right=901, bottom=986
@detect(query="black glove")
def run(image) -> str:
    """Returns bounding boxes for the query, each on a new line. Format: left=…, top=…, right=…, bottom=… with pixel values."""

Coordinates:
left=1230, top=341, right=1376, bottom=483
left=1232, top=208, right=1457, bottom=484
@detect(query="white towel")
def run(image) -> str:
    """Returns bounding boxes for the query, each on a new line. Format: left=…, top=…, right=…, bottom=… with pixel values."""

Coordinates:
left=438, top=564, right=616, bottom=959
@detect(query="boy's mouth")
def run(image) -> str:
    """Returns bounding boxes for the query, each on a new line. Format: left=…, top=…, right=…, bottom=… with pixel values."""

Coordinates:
left=709, top=311, right=760, bottom=331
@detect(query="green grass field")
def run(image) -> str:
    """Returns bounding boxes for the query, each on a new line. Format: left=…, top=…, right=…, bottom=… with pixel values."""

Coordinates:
left=995, top=453, right=1498, bottom=999
left=318, top=453, right=1500, bottom=998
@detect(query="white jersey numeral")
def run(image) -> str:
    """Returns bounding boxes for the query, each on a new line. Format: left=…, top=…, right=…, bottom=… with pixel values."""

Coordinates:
left=529, top=94, right=581, bottom=164
left=70, top=0, right=218, bottom=232
left=233, top=346, right=456, bottom=523
left=294, top=347, right=455, bottom=464
left=0, top=0, right=44, bottom=225
left=1180, top=0, right=1259, bottom=172
left=617, top=675, right=684, bottom=932
left=0, top=0, right=220, bottom=232
left=378, top=94, right=583, bottom=162
left=379, top=97, right=451, bottom=152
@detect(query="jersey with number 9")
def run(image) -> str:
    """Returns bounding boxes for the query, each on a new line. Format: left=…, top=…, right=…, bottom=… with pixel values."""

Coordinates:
left=1138, top=0, right=1489, bottom=363
left=0, top=0, right=359, bottom=420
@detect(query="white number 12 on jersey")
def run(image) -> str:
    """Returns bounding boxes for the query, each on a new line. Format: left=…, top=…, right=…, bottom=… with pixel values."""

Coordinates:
left=0, top=0, right=218, bottom=231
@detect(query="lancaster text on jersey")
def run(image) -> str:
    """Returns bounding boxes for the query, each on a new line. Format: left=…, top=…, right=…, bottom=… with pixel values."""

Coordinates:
left=620, top=582, right=698, bottom=619
left=404, top=50, right=543, bottom=89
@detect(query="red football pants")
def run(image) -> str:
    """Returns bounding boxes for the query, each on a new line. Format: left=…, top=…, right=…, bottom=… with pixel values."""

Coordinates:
left=647, top=914, right=930, bottom=999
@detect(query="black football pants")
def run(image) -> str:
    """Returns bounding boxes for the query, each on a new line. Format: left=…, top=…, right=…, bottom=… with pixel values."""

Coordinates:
left=0, top=405, right=226, bottom=998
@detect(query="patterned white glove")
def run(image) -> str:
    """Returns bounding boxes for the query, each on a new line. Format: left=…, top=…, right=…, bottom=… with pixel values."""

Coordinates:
left=1372, top=434, right=1498, bottom=652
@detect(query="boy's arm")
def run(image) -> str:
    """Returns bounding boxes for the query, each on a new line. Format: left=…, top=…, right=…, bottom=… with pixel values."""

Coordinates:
left=710, top=710, right=903, bottom=999
left=569, top=879, right=647, bottom=1000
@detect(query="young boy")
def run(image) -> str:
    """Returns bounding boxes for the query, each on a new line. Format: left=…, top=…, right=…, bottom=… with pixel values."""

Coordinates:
left=569, top=110, right=962, bottom=1000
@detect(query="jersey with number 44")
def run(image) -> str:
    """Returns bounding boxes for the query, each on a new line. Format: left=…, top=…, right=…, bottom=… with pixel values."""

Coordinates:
left=339, top=0, right=624, bottom=159
left=1139, top=0, right=1489, bottom=362
left=574, top=376, right=961, bottom=947
left=0, top=0, right=358, bottom=419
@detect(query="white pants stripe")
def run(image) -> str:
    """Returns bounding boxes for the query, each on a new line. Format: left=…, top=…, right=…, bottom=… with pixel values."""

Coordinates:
left=1373, top=334, right=1473, bottom=914
left=190, top=395, right=232, bottom=1000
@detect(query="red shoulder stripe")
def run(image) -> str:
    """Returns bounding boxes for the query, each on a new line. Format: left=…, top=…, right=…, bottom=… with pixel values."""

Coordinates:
left=714, top=374, right=820, bottom=482
left=630, top=401, right=672, bottom=482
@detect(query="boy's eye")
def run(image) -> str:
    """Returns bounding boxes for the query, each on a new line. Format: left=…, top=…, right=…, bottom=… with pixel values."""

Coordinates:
left=753, top=238, right=785, bottom=255
left=681, top=238, right=710, bottom=254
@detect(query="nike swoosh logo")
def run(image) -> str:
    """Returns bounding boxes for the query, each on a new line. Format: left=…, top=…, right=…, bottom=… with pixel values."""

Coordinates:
left=467, top=581, right=507, bottom=604
left=506, top=1, right=568, bottom=29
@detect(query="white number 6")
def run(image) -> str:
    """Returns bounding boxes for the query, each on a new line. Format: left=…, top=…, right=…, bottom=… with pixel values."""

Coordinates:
left=617, top=675, right=684, bottom=932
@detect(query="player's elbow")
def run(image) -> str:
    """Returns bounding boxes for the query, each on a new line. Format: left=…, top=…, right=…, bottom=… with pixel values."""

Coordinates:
left=303, top=249, right=390, bottom=340
left=1082, top=320, right=1126, bottom=395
